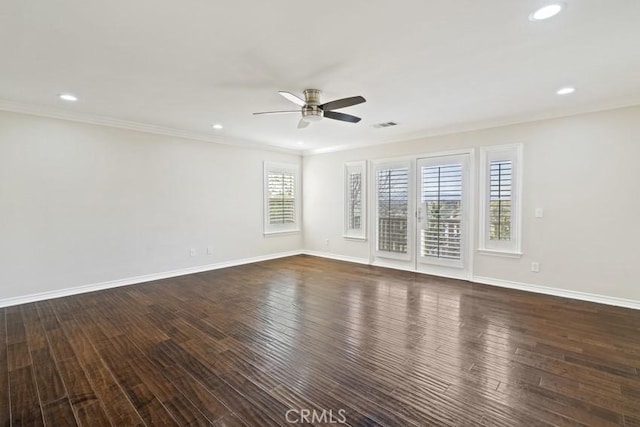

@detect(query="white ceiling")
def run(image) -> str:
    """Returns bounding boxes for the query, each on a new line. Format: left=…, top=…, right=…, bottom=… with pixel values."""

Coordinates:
left=1, top=0, right=639, bottom=153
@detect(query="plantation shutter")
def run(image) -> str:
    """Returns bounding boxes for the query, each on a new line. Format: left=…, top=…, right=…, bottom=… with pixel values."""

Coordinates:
left=267, top=171, right=296, bottom=225
left=264, top=162, right=299, bottom=234
left=344, top=161, right=367, bottom=239
left=376, top=167, right=409, bottom=254
left=489, top=160, right=512, bottom=241
left=347, top=171, right=362, bottom=230
left=421, top=164, right=463, bottom=260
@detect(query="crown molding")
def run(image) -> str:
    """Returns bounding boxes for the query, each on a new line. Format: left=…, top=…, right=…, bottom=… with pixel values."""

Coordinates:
left=303, top=98, right=640, bottom=156
left=0, top=99, right=301, bottom=155
left=4, top=97, right=639, bottom=158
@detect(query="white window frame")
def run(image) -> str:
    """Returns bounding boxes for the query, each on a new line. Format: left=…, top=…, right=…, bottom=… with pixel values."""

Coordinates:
left=263, top=161, right=301, bottom=235
left=344, top=161, right=367, bottom=240
left=478, top=144, right=523, bottom=256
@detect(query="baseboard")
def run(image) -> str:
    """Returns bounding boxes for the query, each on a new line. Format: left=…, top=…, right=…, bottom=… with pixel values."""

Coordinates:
left=303, top=251, right=640, bottom=310
left=473, top=276, right=640, bottom=310
left=370, top=260, right=415, bottom=273
left=4, top=250, right=638, bottom=311
left=301, top=250, right=370, bottom=265
left=371, top=260, right=474, bottom=281
left=0, top=250, right=303, bottom=308
left=305, top=252, right=467, bottom=280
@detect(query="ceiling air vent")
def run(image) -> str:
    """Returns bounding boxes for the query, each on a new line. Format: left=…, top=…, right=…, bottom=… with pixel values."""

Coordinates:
left=373, top=121, right=398, bottom=128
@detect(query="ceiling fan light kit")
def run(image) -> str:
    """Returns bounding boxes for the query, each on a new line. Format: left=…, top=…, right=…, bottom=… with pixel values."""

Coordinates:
left=254, top=89, right=366, bottom=128
left=301, top=106, right=323, bottom=122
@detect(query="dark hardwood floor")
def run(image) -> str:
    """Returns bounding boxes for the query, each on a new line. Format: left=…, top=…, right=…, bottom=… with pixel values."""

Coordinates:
left=2, top=255, right=640, bottom=426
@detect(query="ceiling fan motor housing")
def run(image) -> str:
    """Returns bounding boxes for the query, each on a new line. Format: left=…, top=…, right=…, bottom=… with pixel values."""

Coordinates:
left=302, top=89, right=323, bottom=122
left=303, top=89, right=321, bottom=105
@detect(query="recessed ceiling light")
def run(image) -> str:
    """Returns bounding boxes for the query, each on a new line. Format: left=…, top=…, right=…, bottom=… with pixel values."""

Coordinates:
left=297, top=141, right=305, bottom=146
left=529, top=3, right=565, bottom=21
left=58, top=93, right=78, bottom=102
left=211, top=124, right=223, bottom=130
left=556, top=87, right=575, bottom=95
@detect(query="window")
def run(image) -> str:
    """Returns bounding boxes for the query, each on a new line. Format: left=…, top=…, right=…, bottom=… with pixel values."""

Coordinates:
left=264, top=162, right=300, bottom=234
left=489, top=160, right=512, bottom=241
left=344, top=161, right=366, bottom=239
left=479, top=144, right=523, bottom=255
left=374, top=161, right=412, bottom=259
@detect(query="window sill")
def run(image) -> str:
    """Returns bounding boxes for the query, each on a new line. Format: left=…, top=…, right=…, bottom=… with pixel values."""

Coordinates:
left=263, top=229, right=301, bottom=237
left=343, top=235, right=367, bottom=241
left=477, top=249, right=523, bottom=259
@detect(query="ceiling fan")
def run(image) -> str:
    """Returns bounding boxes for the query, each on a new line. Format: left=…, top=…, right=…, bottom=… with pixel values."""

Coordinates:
left=253, top=89, right=366, bottom=128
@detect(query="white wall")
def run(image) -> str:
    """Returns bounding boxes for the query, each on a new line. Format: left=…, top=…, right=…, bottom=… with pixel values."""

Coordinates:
left=303, top=106, right=640, bottom=303
left=3, top=106, right=640, bottom=307
left=0, top=111, right=302, bottom=301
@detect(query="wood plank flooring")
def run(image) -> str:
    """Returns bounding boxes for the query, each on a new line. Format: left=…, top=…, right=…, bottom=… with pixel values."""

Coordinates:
left=2, top=254, right=640, bottom=426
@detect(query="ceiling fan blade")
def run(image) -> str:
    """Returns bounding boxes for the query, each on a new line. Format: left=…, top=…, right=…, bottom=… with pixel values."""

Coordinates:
left=324, top=111, right=361, bottom=123
left=253, top=110, right=300, bottom=115
left=298, top=118, right=310, bottom=129
left=278, top=91, right=305, bottom=107
left=320, top=96, right=366, bottom=111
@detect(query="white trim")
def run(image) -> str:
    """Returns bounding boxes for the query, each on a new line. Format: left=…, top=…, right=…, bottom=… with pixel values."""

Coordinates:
left=263, top=161, right=301, bottom=234
left=472, top=276, right=640, bottom=310
left=306, top=252, right=640, bottom=310
left=302, top=250, right=370, bottom=265
left=0, top=99, right=299, bottom=155
left=2, top=97, right=638, bottom=159
left=468, top=149, right=476, bottom=279
left=0, top=250, right=303, bottom=308
left=369, top=148, right=474, bottom=167
left=303, top=101, right=640, bottom=156
left=371, top=259, right=417, bottom=273
left=263, top=229, right=301, bottom=236
left=478, top=143, right=523, bottom=254
left=372, top=259, right=471, bottom=281
left=4, top=251, right=638, bottom=311
left=477, top=249, right=523, bottom=258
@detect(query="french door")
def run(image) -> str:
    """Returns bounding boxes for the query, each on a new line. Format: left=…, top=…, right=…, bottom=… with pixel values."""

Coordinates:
left=372, top=152, right=472, bottom=279
left=416, top=154, right=470, bottom=279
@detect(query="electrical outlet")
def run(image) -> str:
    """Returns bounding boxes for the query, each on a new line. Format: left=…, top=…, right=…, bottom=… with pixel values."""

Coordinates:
left=190, top=248, right=197, bottom=257
left=535, top=208, right=544, bottom=218
left=207, top=246, right=213, bottom=255
left=325, top=238, right=330, bottom=246
left=531, top=262, right=540, bottom=273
